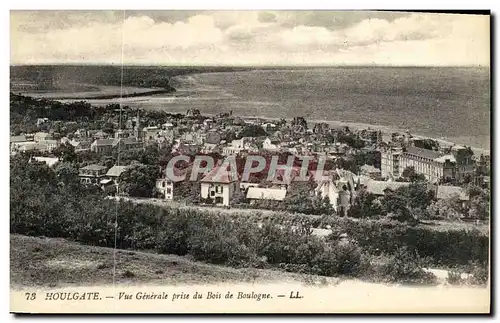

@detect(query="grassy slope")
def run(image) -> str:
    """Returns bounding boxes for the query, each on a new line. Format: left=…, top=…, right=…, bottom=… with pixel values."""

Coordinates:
left=10, top=234, right=336, bottom=289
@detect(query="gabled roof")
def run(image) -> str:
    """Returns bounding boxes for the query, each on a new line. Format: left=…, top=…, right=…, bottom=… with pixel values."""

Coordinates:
left=106, top=165, right=130, bottom=177
left=246, top=187, right=287, bottom=201
left=201, top=166, right=237, bottom=183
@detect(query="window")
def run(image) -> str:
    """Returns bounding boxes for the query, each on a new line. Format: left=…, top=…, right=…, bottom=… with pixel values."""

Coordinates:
left=162, top=181, right=165, bottom=188
left=210, top=191, right=215, bottom=197
left=216, top=185, right=223, bottom=194
left=166, top=188, right=172, bottom=194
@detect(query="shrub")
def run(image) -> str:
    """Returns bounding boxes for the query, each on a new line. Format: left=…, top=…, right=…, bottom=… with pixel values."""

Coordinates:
left=446, top=271, right=464, bottom=285
left=467, top=264, right=489, bottom=285
left=377, top=247, right=437, bottom=285
left=311, top=241, right=368, bottom=277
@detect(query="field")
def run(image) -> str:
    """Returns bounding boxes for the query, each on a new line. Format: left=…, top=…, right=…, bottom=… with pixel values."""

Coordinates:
left=10, top=234, right=341, bottom=289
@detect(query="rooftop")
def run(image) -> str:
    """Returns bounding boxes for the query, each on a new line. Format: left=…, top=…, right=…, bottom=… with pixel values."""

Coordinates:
left=246, top=187, right=287, bottom=201
left=201, top=166, right=238, bottom=184
left=10, top=135, right=27, bottom=143
left=81, top=164, right=108, bottom=171
left=404, top=146, right=442, bottom=160
left=106, top=165, right=130, bottom=177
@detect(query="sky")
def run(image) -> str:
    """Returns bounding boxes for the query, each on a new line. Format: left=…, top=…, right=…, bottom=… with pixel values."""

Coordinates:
left=10, top=10, right=490, bottom=66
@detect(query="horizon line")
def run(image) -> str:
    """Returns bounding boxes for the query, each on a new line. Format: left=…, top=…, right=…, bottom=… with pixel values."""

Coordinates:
left=10, top=63, right=489, bottom=68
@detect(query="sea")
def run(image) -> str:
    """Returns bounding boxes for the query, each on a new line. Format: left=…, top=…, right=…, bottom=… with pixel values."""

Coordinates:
left=20, top=66, right=492, bottom=151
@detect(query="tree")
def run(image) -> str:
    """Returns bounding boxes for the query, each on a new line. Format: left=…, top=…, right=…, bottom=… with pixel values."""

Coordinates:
left=238, top=124, right=267, bottom=138
left=53, top=143, right=77, bottom=163
left=466, top=184, right=490, bottom=220
left=121, top=165, right=160, bottom=197
left=348, top=188, right=380, bottom=218
left=55, top=162, right=80, bottom=188
left=381, top=182, right=434, bottom=224
left=401, top=166, right=426, bottom=182
left=175, top=181, right=201, bottom=204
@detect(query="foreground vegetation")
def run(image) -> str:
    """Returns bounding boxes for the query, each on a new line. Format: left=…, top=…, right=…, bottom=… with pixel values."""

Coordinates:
left=11, top=156, right=489, bottom=286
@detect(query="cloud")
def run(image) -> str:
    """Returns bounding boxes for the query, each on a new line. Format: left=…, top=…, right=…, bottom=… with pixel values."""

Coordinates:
left=10, top=11, right=490, bottom=66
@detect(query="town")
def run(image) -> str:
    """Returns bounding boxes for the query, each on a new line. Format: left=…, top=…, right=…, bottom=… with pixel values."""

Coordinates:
left=10, top=93, right=490, bottom=221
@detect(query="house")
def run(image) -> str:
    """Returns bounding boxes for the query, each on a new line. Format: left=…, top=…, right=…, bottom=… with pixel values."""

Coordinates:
left=156, top=167, right=186, bottom=200
left=200, top=166, right=238, bottom=206
left=91, top=139, right=115, bottom=154
left=34, top=132, right=52, bottom=142
left=36, top=118, right=49, bottom=127
left=261, top=122, right=277, bottom=132
left=10, top=135, right=29, bottom=154
left=106, top=165, right=131, bottom=188
left=313, top=122, right=330, bottom=134
left=91, top=130, right=108, bottom=140
left=203, top=119, right=214, bottom=129
left=246, top=187, right=287, bottom=205
left=113, top=137, right=144, bottom=150
left=142, top=126, right=162, bottom=142
left=263, top=137, right=280, bottom=151
left=11, top=142, right=37, bottom=154
left=79, top=164, right=108, bottom=185
left=74, top=129, right=88, bottom=138
left=315, top=172, right=353, bottom=216
left=37, top=139, right=59, bottom=152
left=201, top=143, right=221, bottom=154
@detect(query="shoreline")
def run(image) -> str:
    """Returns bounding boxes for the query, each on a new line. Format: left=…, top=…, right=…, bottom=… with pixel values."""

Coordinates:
left=11, top=86, right=175, bottom=101
left=199, top=112, right=491, bottom=156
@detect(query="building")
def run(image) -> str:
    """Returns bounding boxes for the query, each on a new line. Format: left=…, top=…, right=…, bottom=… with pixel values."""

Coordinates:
left=142, top=126, right=162, bottom=142
left=37, top=139, right=59, bottom=152
left=263, top=137, right=280, bottom=151
left=381, top=146, right=456, bottom=183
left=91, top=139, right=115, bottom=154
left=381, top=147, right=403, bottom=180
left=200, top=166, right=238, bottom=206
left=113, top=137, right=144, bottom=151
left=79, top=164, right=108, bottom=185
left=450, top=145, right=475, bottom=182
left=91, top=137, right=143, bottom=154
left=106, top=165, right=131, bottom=190
left=246, top=186, right=287, bottom=205
left=34, top=132, right=52, bottom=142
left=10, top=135, right=30, bottom=154
left=155, top=167, right=186, bottom=200
left=315, top=171, right=354, bottom=216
